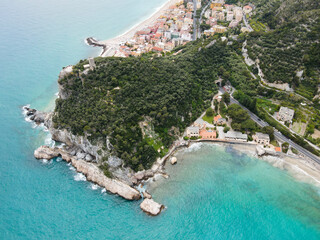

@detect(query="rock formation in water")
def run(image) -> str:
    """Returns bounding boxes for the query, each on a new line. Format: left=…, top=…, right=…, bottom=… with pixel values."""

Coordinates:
left=34, top=145, right=140, bottom=201
left=140, top=198, right=164, bottom=216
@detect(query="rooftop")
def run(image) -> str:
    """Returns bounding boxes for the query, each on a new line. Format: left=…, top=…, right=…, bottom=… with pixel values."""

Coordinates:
left=255, top=132, right=270, bottom=140
left=225, top=131, right=247, bottom=139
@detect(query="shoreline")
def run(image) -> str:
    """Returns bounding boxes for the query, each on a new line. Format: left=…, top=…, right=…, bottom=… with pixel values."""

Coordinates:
left=87, top=0, right=182, bottom=57
left=158, top=141, right=320, bottom=188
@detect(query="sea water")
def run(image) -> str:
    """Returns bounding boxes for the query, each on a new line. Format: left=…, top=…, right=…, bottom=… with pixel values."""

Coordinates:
left=0, top=0, right=320, bottom=239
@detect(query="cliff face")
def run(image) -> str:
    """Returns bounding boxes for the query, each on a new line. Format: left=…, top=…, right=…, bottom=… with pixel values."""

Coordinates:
left=25, top=67, right=136, bottom=185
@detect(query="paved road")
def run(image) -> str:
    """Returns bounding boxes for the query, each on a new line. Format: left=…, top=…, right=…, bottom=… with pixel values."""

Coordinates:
left=220, top=88, right=320, bottom=164
left=192, top=0, right=198, bottom=40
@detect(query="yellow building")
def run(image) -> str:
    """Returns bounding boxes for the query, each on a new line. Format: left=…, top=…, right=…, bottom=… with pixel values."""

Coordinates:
left=210, top=0, right=225, bottom=8
left=213, top=25, right=227, bottom=33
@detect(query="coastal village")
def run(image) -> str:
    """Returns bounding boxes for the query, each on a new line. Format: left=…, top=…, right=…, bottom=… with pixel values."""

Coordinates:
left=184, top=89, right=284, bottom=157
left=98, top=0, right=254, bottom=57
left=27, top=0, right=320, bottom=218
left=83, top=0, right=313, bottom=161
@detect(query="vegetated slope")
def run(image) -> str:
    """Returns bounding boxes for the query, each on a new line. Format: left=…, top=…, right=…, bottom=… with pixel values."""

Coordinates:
left=246, top=0, right=320, bottom=98
left=53, top=39, right=254, bottom=171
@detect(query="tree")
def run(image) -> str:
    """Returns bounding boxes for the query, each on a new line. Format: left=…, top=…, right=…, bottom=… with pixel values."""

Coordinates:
left=262, top=126, right=274, bottom=140
left=200, top=23, right=211, bottom=32
left=206, top=108, right=214, bottom=117
left=222, top=92, right=230, bottom=105
left=282, top=142, right=289, bottom=153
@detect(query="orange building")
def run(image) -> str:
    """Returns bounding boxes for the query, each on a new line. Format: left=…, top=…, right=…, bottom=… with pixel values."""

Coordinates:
left=275, top=147, right=281, bottom=152
left=200, top=129, right=217, bottom=139
left=214, top=115, right=222, bottom=123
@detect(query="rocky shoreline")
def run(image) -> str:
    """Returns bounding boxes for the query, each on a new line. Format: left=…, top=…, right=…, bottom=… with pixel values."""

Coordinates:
left=24, top=104, right=167, bottom=216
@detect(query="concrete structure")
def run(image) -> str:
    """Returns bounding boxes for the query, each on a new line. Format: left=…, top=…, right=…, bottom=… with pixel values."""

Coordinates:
left=229, top=20, right=239, bottom=28
left=186, top=126, right=200, bottom=138
left=204, top=29, right=215, bottom=36
left=88, top=57, right=96, bottom=70
left=215, top=78, right=223, bottom=87
left=225, top=131, right=247, bottom=142
left=217, top=12, right=225, bottom=21
left=277, top=107, right=295, bottom=123
left=194, top=118, right=207, bottom=129
left=217, top=118, right=227, bottom=126
left=204, top=9, right=211, bottom=19
left=226, top=11, right=234, bottom=21
left=214, top=115, right=227, bottom=125
left=253, top=132, right=270, bottom=145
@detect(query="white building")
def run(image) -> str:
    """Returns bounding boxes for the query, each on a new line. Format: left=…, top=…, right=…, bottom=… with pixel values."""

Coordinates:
left=253, top=132, right=270, bottom=145
left=225, top=131, right=247, bottom=142
left=226, top=11, right=234, bottom=21
left=196, top=0, right=201, bottom=9
left=88, top=57, right=96, bottom=70
left=204, top=9, right=211, bottom=19
left=187, top=126, right=200, bottom=138
left=277, top=107, right=295, bottom=123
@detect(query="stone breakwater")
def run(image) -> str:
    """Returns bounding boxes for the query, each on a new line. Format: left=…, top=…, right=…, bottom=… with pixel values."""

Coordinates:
left=86, top=37, right=109, bottom=57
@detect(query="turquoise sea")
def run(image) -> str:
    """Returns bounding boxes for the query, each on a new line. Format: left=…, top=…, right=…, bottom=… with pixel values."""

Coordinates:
left=0, top=0, right=320, bottom=239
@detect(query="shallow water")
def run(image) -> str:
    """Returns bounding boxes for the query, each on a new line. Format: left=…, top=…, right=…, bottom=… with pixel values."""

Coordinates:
left=1, top=0, right=320, bottom=239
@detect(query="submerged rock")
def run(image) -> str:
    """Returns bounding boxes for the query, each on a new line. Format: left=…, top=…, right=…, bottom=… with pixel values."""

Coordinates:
left=140, top=198, right=164, bottom=216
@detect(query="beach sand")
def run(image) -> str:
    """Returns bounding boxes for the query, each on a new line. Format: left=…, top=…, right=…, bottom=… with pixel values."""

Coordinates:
left=222, top=143, right=320, bottom=187
left=148, top=142, right=320, bottom=189
left=98, top=0, right=182, bottom=56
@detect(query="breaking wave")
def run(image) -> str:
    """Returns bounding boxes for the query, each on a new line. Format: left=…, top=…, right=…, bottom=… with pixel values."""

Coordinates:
left=74, top=173, right=87, bottom=181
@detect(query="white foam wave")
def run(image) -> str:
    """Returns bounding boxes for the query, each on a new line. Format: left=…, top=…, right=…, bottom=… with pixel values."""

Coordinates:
left=90, top=184, right=100, bottom=190
left=41, top=159, right=52, bottom=164
left=262, top=155, right=320, bottom=187
left=101, top=188, right=106, bottom=193
left=184, top=142, right=203, bottom=153
left=24, top=116, right=32, bottom=122
left=21, top=104, right=30, bottom=116
left=69, top=165, right=75, bottom=171
left=74, top=173, right=87, bottom=181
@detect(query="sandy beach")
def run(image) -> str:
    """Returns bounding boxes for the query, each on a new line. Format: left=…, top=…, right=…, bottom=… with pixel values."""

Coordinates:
left=223, top=142, right=320, bottom=187
left=148, top=141, right=320, bottom=189
left=97, top=0, right=182, bottom=56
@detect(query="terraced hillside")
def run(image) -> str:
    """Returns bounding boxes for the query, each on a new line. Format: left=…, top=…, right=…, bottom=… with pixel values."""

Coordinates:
left=246, top=0, right=320, bottom=99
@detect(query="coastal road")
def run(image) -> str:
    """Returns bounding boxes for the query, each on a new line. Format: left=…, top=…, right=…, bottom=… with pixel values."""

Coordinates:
left=192, top=0, right=198, bottom=40
left=220, top=88, right=320, bottom=164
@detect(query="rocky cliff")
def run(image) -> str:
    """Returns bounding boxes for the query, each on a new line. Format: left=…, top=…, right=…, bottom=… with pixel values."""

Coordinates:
left=34, top=146, right=141, bottom=200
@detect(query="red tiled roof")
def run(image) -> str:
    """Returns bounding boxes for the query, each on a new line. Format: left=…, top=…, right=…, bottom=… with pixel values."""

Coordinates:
left=214, top=115, right=222, bottom=122
left=152, top=46, right=163, bottom=52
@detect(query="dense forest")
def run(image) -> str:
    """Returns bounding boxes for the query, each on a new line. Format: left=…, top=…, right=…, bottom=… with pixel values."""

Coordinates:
left=53, top=38, right=254, bottom=171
